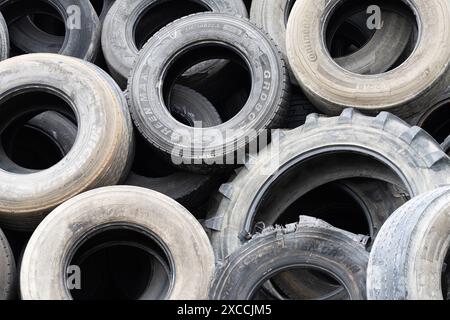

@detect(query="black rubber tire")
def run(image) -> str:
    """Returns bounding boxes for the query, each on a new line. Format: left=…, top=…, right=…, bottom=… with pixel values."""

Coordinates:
left=205, top=109, right=450, bottom=260
left=1, top=0, right=100, bottom=61
left=285, top=87, right=319, bottom=129
left=128, top=13, right=289, bottom=172
left=0, top=53, right=134, bottom=231
left=286, top=0, right=450, bottom=118
left=0, top=227, right=16, bottom=300
left=125, top=85, right=223, bottom=208
left=210, top=216, right=369, bottom=300
left=102, top=0, right=248, bottom=87
left=20, top=186, right=215, bottom=300
left=367, top=187, right=450, bottom=300
left=0, top=12, right=9, bottom=60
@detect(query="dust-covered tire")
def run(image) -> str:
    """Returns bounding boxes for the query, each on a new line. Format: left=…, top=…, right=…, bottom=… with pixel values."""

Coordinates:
left=367, top=187, right=450, bottom=300
left=206, top=109, right=450, bottom=260
left=0, top=12, right=9, bottom=60
left=210, top=216, right=369, bottom=300
left=286, top=0, right=450, bottom=118
left=20, top=186, right=215, bottom=300
left=0, top=53, right=133, bottom=231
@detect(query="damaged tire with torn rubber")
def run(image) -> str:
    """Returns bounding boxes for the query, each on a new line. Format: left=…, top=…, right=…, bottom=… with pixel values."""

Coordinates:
left=210, top=216, right=369, bottom=300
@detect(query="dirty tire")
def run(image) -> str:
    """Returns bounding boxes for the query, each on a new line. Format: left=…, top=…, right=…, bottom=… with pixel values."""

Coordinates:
left=0, top=227, right=16, bottom=300
left=271, top=179, right=407, bottom=300
left=367, top=187, right=450, bottom=300
left=128, top=13, right=289, bottom=172
left=125, top=85, right=222, bottom=208
left=286, top=0, right=450, bottom=118
left=250, top=0, right=411, bottom=81
left=1, top=0, right=101, bottom=61
left=210, top=216, right=369, bottom=300
left=20, top=186, right=215, bottom=300
left=206, top=109, right=450, bottom=260
left=102, top=0, right=248, bottom=87
left=0, top=12, right=9, bottom=60
left=0, top=53, right=134, bottom=231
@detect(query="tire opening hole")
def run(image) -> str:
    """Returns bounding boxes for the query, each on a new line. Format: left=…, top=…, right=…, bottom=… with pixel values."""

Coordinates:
left=418, top=98, right=450, bottom=145
left=90, top=0, right=104, bottom=17
left=0, top=90, right=77, bottom=172
left=324, top=0, right=419, bottom=74
left=68, top=227, right=172, bottom=300
left=133, top=0, right=211, bottom=51
left=163, top=44, right=252, bottom=125
left=252, top=267, right=349, bottom=300
left=31, top=11, right=65, bottom=37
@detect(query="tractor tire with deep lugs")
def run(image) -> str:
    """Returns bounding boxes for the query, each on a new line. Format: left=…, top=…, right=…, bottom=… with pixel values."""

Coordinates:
left=206, top=109, right=450, bottom=260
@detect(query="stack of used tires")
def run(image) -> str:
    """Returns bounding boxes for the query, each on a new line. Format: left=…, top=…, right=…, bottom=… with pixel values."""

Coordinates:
left=0, top=0, right=449, bottom=301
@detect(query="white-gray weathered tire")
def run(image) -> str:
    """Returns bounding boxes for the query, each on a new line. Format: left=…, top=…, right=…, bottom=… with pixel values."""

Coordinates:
left=0, top=12, right=8, bottom=60
left=206, top=109, right=450, bottom=260
left=0, top=53, right=134, bottom=231
left=20, top=186, right=215, bottom=300
left=286, top=0, right=450, bottom=118
left=367, top=187, right=450, bottom=300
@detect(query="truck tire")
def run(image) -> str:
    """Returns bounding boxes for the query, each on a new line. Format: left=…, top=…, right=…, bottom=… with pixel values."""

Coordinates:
left=205, top=109, right=450, bottom=260
left=0, top=227, right=16, bottom=300
left=1, top=0, right=101, bottom=61
left=367, top=187, right=450, bottom=300
left=20, top=186, right=215, bottom=300
left=0, top=53, right=133, bottom=231
left=102, top=0, right=248, bottom=87
left=128, top=13, right=289, bottom=172
left=286, top=0, right=450, bottom=118
left=251, top=0, right=411, bottom=81
left=0, top=12, right=9, bottom=60
left=210, top=216, right=369, bottom=300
